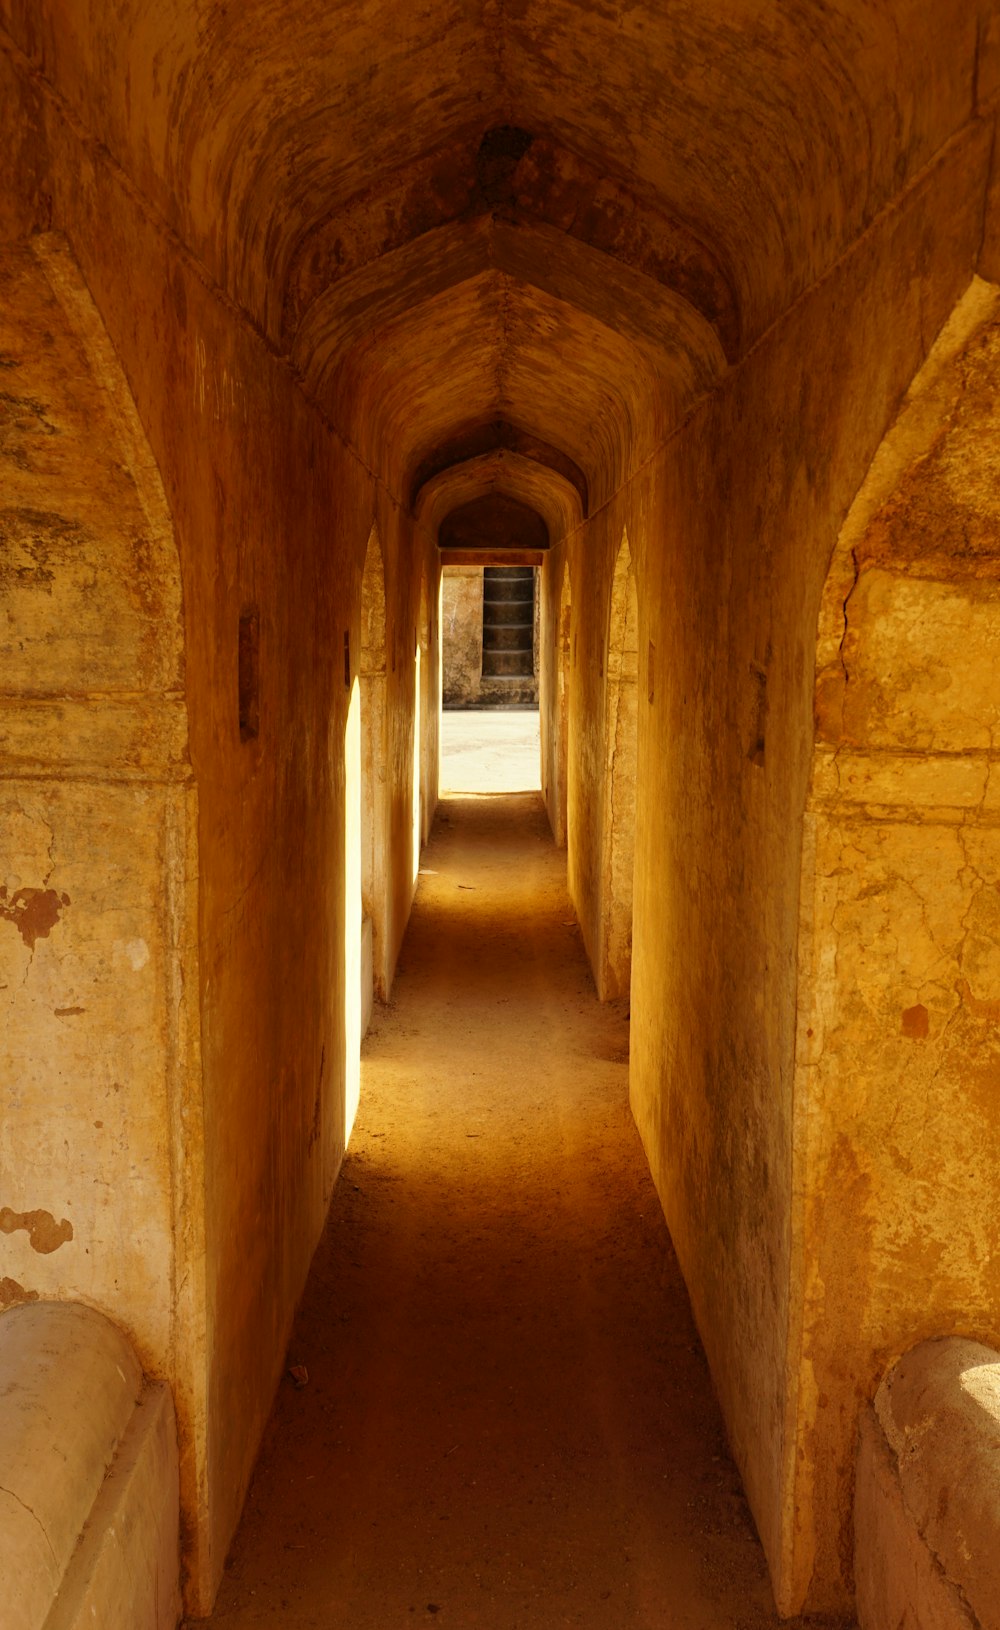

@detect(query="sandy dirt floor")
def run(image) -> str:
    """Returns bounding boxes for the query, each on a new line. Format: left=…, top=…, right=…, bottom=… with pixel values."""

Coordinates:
left=195, top=786, right=850, bottom=1629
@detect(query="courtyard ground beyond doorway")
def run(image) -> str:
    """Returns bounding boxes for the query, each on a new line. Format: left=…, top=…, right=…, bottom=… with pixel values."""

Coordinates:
left=439, top=707, right=542, bottom=795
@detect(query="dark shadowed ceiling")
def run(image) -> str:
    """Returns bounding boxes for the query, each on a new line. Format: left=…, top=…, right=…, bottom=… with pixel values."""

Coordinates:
left=2, top=0, right=986, bottom=543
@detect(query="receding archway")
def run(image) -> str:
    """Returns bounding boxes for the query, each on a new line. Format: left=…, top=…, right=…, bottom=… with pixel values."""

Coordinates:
left=601, top=530, right=639, bottom=1000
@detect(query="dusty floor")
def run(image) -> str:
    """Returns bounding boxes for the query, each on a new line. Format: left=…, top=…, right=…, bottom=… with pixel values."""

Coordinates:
left=195, top=787, right=849, bottom=1630
left=440, top=707, right=541, bottom=794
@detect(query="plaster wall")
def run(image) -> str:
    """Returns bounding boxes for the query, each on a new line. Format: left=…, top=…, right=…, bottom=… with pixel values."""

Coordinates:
left=0, top=238, right=202, bottom=1514
left=601, top=536, right=638, bottom=1000
left=419, top=564, right=440, bottom=845
left=794, top=286, right=1000, bottom=1613
left=0, top=46, right=435, bottom=1611
left=442, top=565, right=483, bottom=705
left=554, top=123, right=993, bottom=1614
left=538, top=548, right=567, bottom=841
left=360, top=526, right=390, bottom=999
left=4, top=6, right=1000, bottom=1622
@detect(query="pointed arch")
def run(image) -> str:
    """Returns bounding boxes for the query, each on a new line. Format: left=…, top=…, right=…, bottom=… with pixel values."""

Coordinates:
left=786, top=279, right=1000, bottom=1611
left=0, top=236, right=208, bottom=1593
left=601, top=529, right=639, bottom=999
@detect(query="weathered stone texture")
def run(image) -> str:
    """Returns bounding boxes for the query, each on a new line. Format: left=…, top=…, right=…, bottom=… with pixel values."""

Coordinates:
left=792, top=282, right=1000, bottom=1613
left=442, top=567, right=484, bottom=705
left=0, top=240, right=201, bottom=1450
left=442, top=564, right=539, bottom=706
left=559, top=133, right=994, bottom=1617
left=0, top=1302, right=181, bottom=1630
left=1, top=2, right=998, bottom=1622
left=855, top=1409, right=972, bottom=1630
left=856, top=1340, right=1000, bottom=1630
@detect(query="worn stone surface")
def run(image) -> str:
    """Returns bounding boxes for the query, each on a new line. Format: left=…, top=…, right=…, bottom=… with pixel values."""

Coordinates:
left=856, top=1340, right=1000, bottom=1630
left=0, top=1304, right=141, bottom=1604
left=791, top=285, right=1000, bottom=1612
left=442, top=564, right=539, bottom=707
left=599, top=533, right=638, bottom=1000
left=0, top=140, right=436, bottom=1622
left=46, top=1379, right=181, bottom=1630
left=0, top=241, right=204, bottom=1545
left=1, top=2, right=998, bottom=1621
left=870, top=1339, right=1000, bottom=1626
left=0, top=1302, right=180, bottom=1630
left=545, top=130, right=994, bottom=1617
left=442, top=567, right=484, bottom=706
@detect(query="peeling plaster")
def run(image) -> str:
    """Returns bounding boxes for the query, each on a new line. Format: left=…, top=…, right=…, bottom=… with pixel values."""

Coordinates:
left=0, top=885, right=70, bottom=950
left=0, top=1207, right=74, bottom=1254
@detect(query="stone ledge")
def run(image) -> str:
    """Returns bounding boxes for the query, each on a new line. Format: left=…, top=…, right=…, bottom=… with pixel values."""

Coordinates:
left=856, top=1338, right=1000, bottom=1630
left=0, top=1301, right=180, bottom=1630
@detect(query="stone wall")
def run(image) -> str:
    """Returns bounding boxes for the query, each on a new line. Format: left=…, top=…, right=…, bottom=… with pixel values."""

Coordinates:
left=3, top=4, right=999, bottom=1622
left=0, top=237, right=202, bottom=1485
left=793, top=283, right=1000, bottom=1612
left=442, top=566, right=484, bottom=704
left=540, top=123, right=996, bottom=1614
left=0, top=43, right=438, bottom=1611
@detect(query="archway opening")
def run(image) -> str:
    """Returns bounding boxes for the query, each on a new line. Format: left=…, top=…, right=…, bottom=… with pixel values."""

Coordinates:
left=439, top=560, right=541, bottom=796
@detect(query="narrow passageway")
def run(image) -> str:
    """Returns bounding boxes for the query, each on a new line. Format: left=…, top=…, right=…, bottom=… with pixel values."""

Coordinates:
left=199, top=796, right=821, bottom=1630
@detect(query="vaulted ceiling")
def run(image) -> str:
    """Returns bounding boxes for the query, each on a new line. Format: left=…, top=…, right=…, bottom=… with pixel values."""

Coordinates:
left=2, top=0, right=985, bottom=546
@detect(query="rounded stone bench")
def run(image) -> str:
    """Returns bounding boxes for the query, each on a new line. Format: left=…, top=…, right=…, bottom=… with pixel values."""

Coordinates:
left=0, top=1301, right=180, bottom=1630
left=856, top=1336, right=1000, bottom=1630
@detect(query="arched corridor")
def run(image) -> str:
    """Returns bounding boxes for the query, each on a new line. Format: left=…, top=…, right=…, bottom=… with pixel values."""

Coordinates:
left=3, top=6, right=1000, bottom=1628
left=198, top=791, right=796, bottom=1630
